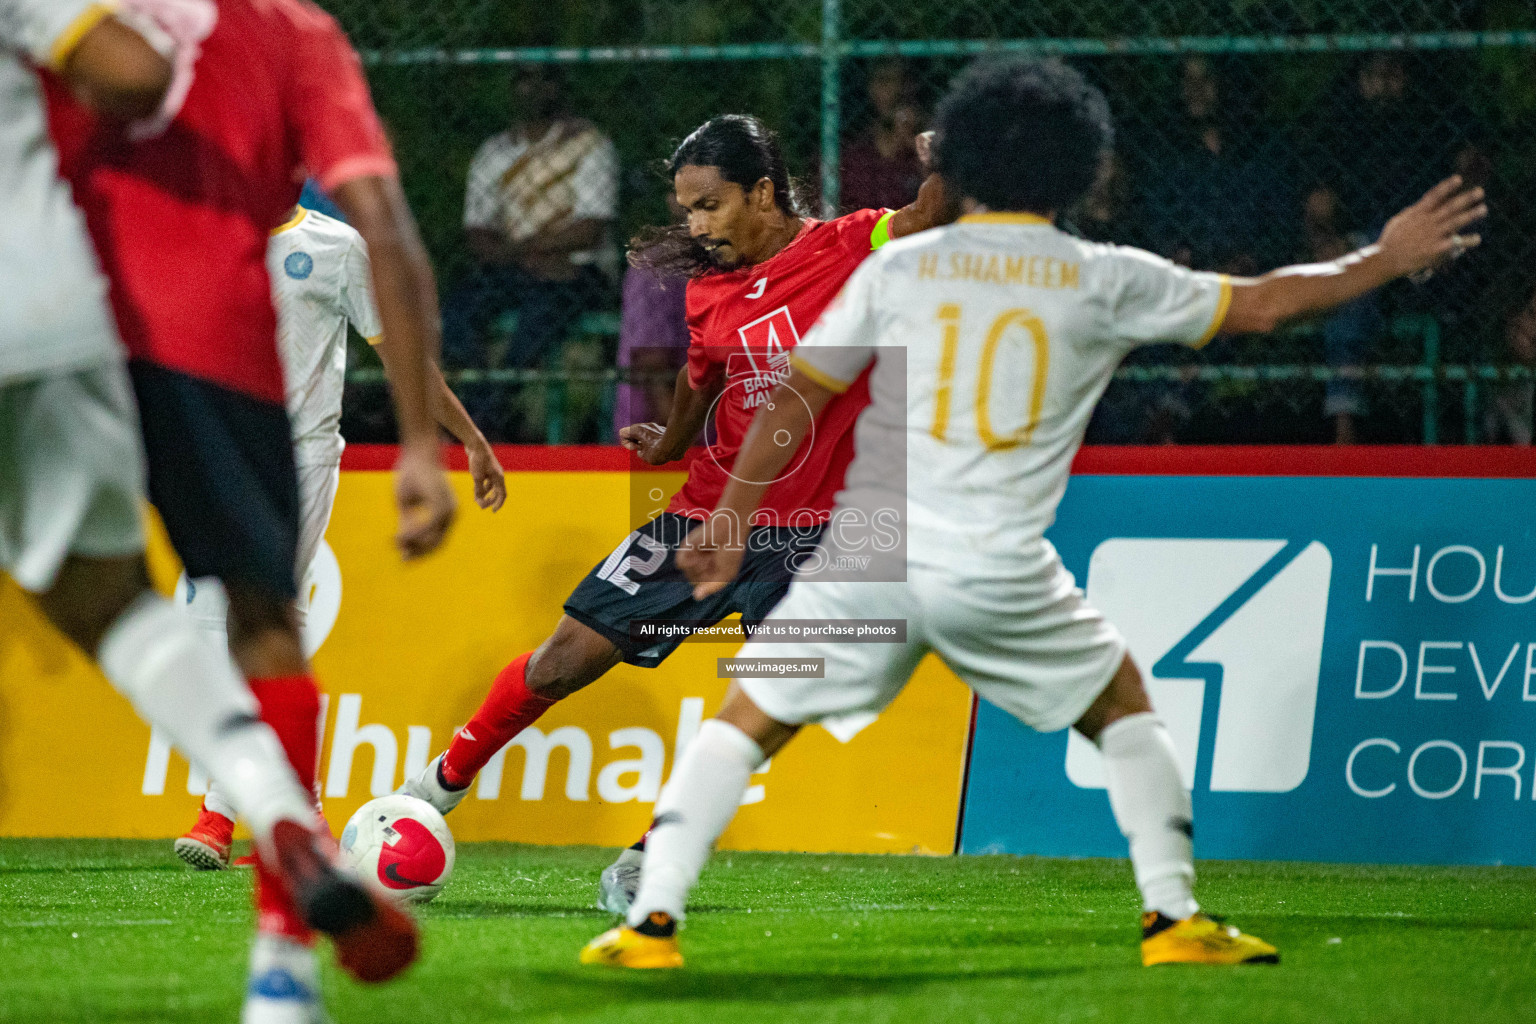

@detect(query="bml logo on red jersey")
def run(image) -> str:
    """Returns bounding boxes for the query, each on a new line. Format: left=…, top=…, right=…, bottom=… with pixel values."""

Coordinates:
left=727, top=305, right=799, bottom=410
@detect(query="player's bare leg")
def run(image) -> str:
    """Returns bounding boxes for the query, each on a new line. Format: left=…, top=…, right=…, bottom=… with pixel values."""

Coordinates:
left=527, top=615, right=629, bottom=699
left=226, top=584, right=309, bottom=680
left=1072, top=655, right=1277, bottom=965
left=400, top=614, right=622, bottom=813
left=34, top=554, right=148, bottom=654
left=582, top=685, right=797, bottom=968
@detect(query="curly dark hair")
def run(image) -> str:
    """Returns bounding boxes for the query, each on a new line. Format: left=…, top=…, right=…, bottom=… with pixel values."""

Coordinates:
left=932, top=57, right=1113, bottom=216
left=629, top=114, right=805, bottom=278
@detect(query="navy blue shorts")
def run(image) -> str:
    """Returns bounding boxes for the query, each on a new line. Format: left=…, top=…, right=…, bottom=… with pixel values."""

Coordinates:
left=129, top=361, right=299, bottom=601
left=563, top=512, right=825, bottom=668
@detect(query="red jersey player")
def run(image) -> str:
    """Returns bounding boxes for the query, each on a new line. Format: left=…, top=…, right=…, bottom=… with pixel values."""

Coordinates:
left=46, top=0, right=455, bottom=1018
left=399, top=114, right=953, bottom=907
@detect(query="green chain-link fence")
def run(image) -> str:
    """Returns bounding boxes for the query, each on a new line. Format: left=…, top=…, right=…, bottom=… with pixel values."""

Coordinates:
left=328, top=0, right=1536, bottom=445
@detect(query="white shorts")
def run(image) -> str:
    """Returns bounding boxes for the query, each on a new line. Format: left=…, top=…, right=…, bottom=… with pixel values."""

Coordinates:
left=738, top=541, right=1127, bottom=740
left=0, top=361, right=146, bottom=593
left=179, top=459, right=339, bottom=630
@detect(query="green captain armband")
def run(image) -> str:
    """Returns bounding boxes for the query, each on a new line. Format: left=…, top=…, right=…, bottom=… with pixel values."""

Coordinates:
left=870, top=210, right=896, bottom=251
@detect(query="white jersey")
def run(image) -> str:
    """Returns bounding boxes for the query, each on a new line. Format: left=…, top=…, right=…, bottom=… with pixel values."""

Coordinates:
left=792, top=212, right=1229, bottom=572
left=267, top=207, right=381, bottom=465
left=0, top=0, right=123, bottom=383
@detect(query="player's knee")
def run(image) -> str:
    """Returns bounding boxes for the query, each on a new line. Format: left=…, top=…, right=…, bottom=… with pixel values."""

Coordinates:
left=37, top=555, right=151, bottom=656
left=717, top=685, right=798, bottom=758
left=225, top=584, right=305, bottom=675
left=526, top=626, right=621, bottom=700
left=1074, top=654, right=1153, bottom=743
left=524, top=647, right=605, bottom=699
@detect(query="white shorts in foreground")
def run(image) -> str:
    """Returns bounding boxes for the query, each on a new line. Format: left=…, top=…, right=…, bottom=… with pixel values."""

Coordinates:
left=0, top=360, right=146, bottom=593
left=738, top=540, right=1127, bottom=741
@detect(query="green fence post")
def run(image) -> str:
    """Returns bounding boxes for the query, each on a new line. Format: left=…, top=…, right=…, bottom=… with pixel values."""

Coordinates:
left=546, top=371, right=566, bottom=445
left=820, top=0, right=841, bottom=218
left=1463, top=376, right=1478, bottom=444
left=600, top=371, right=617, bottom=444
left=1421, top=317, right=1440, bottom=444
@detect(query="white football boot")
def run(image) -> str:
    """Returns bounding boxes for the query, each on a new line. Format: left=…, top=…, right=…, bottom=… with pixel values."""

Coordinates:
left=396, top=753, right=469, bottom=816
left=241, top=934, right=327, bottom=1024
left=597, top=846, right=644, bottom=915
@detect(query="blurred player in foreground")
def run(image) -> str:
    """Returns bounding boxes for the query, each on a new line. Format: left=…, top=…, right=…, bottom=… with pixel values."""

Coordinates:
left=583, top=56, right=1485, bottom=969
left=2, top=1, right=401, bottom=1017
left=174, top=201, right=507, bottom=872
left=45, top=0, right=459, bottom=1018
left=400, top=114, right=953, bottom=911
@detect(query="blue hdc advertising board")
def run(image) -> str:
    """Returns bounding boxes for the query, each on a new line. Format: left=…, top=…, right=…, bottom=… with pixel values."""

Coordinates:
left=959, top=471, right=1536, bottom=866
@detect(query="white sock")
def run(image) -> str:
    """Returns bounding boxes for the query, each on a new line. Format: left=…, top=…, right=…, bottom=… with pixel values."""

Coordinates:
left=187, top=596, right=241, bottom=824
left=203, top=786, right=238, bottom=822
left=1097, top=712, right=1199, bottom=921
left=242, top=933, right=320, bottom=1019
left=626, top=719, right=764, bottom=927
left=98, top=592, right=314, bottom=845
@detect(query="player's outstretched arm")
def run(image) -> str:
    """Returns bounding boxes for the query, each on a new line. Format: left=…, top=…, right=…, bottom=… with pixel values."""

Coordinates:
left=332, top=175, right=457, bottom=558
left=374, top=339, right=506, bottom=512
left=619, top=365, right=720, bottom=465
left=1221, top=175, right=1486, bottom=336
left=58, top=14, right=170, bottom=119
left=676, top=368, right=835, bottom=599
left=428, top=367, right=505, bottom=511
left=887, top=133, right=960, bottom=240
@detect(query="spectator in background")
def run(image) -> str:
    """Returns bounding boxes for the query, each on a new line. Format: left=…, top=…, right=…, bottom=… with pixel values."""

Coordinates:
left=1462, top=146, right=1533, bottom=446
left=1491, top=284, right=1536, bottom=445
left=1069, top=154, right=1146, bottom=248
left=1073, top=155, right=1186, bottom=444
left=840, top=60, right=927, bottom=212
left=1309, top=54, right=1447, bottom=239
left=1141, top=57, right=1293, bottom=275
left=614, top=265, right=690, bottom=436
left=1302, top=184, right=1380, bottom=444
left=1303, top=53, right=1450, bottom=443
left=443, top=67, right=618, bottom=372
left=1105, top=59, right=1296, bottom=444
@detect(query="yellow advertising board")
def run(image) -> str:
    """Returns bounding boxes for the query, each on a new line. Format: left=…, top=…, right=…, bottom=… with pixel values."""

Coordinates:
left=0, top=461, right=973, bottom=855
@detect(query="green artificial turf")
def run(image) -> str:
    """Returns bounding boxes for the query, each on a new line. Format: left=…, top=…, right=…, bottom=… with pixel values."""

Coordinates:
left=1, top=840, right=1534, bottom=1023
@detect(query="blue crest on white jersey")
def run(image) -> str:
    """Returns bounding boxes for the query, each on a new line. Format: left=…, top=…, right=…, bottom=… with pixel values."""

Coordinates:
left=284, top=251, right=314, bottom=280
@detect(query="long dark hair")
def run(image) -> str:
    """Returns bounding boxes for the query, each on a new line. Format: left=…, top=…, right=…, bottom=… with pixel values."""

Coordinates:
left=629, top=115, right=805, bottom=278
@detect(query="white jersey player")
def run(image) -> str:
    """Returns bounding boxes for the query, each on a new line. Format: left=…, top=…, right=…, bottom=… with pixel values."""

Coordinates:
left=1, top=0, right=397, bottom=1001
left=270, top=204, right=383, bottom=592
left=581, top=57, right=1486, bottom=970
left=175, top=204, right=507, bottom=869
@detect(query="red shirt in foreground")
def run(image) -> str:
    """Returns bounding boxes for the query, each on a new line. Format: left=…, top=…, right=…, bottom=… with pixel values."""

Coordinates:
left=46, top=0, right=396, bottom=406
left=669, top=208, right=886, bottom=527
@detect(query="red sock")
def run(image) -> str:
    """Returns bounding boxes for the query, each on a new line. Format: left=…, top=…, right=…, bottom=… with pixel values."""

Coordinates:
left=249, top=674, right=323, bottom=944
left=441, top=653, right=554, bottom=789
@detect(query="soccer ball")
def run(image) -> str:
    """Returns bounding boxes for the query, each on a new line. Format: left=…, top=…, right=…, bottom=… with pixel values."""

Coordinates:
left=339, top=794, right=455, bottom=904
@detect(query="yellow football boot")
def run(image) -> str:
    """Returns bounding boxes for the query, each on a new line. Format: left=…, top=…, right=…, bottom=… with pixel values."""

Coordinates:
left=1141, top=912, right=1279, bottom=966
left=580, top=915, right=684, bottom=969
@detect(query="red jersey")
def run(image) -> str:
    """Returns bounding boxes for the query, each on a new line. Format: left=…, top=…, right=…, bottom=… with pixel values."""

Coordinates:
left=46, top=0, right=396, bottom=405
left=669, top=208, right=888, bottom=527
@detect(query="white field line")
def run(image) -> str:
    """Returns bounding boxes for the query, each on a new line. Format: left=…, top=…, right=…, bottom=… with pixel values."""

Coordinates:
left=2, top=918, right=183, bottom=928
